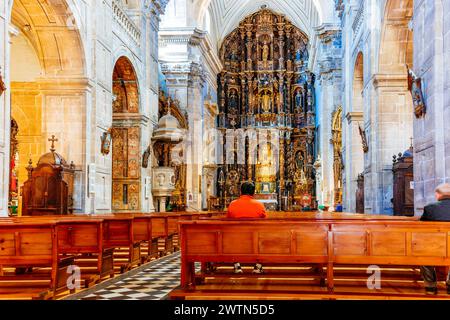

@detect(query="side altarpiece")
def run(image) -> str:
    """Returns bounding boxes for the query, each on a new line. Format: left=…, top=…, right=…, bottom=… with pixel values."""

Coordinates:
left=216, top=9, right=317, bottom=211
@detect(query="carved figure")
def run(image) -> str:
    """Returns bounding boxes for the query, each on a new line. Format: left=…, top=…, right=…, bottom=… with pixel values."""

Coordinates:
left=407, top=67, right=426, bottom=118
left=262, top=42, right=270, bottom=61
left=358, top=124, right=369, bottom=153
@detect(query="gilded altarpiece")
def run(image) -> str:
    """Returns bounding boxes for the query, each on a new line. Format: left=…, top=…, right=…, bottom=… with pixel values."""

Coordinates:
left=331, top=107, right=343, bottom=204
left=111, top=57, right=141, bottom=211
left=112, top=127, right=141, bottom=211
left=217, top=9, right=317, bottom=211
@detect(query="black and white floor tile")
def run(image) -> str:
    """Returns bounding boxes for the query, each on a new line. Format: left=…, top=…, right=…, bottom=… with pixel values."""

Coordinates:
left=67, top=252, right=185, bottom=300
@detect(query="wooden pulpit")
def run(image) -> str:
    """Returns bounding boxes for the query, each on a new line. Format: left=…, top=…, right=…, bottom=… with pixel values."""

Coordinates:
left=392, top=146, right=414, bottom=216
left=21, top=137, right=75, bottom=216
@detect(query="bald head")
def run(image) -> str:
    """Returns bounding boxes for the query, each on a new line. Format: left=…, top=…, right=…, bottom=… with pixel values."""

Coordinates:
left=435, top=183, right=450, bottom=201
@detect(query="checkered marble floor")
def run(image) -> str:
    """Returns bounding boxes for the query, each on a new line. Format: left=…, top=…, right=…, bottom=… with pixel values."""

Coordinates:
left=71, top=252, right=186, bottom=300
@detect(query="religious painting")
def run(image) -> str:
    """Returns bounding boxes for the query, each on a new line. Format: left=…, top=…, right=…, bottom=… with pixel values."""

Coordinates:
left=407, top=67, right=426, bottom=118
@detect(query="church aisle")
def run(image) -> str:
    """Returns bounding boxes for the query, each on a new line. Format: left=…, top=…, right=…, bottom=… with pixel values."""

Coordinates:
left=66, top=253, right=183, bottom=301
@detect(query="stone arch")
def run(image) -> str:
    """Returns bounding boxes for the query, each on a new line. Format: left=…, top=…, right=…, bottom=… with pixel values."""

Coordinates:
left=352, top=52, right=364, bottom=113
left=370, top=0, right=414, bottom=214
left=378, top=0, right=413, bottom=74
left=343, top=52, right=365, bottom=213
left=8, top=0, right=87, bottom=215
left=111, top=56, right=142, bottom=212
left=9, top=0, right=86, bottom=77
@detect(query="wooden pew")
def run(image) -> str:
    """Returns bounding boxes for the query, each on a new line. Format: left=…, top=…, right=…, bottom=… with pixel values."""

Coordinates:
left=0, top=219, right=74, bottom=299
left=54, top=218, right=115, bottom=285
left=1, top=216, right=115, bottom=290
left=175, top=218, right=450, bottom=299
left=94, top=215, right=141, bottom=273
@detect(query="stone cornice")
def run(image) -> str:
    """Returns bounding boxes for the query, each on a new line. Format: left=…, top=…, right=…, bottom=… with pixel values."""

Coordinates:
left=160, top=27, right=223, bottom=90
left=345, top=111, right=364, bottom=124
left=113, top=113, right=150, bottom=126
left=11, top=78, right=93, bottom=92
left=371, top=73, right=408, bottom=89
left=314, top=23, right=342, bottom=44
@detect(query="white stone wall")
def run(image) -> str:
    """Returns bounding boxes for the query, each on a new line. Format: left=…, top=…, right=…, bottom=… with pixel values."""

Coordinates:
left=413, top=0, right=450, bottom=214
left=340, top=0, right=415, bottom=214
left=0, top=0, right=166, bottom=215
left=0, top=0, right=10, bottom=217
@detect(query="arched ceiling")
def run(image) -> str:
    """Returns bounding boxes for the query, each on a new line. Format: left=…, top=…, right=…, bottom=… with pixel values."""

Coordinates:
left=10, top=0, right=85, bottom=77
left=195, top=0, right=337, bottom=44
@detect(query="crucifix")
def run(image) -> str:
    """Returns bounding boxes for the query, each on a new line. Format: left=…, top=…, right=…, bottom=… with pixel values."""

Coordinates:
left=48, top=135, right=58, bottom=152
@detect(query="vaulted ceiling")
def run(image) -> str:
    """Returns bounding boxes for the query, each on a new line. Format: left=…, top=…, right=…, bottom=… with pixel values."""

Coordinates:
left=196, top=0, right=337, bottom=44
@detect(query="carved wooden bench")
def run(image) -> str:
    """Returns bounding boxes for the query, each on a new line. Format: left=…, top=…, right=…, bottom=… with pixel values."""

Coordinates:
left=176, top=218, right=450, bottom=299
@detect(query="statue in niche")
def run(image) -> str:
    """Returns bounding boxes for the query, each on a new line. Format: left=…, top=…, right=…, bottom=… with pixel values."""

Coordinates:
left=407, top=67, right=426, bottom=118
left=295, top=151, right=304, bottom=171
left=261, top=91, right=272, bottom=113
left=295, top=90, right=302, bottom=111
left=262, top=41, right=270, bottom=61
left=228, top=90, right=239, bottom=114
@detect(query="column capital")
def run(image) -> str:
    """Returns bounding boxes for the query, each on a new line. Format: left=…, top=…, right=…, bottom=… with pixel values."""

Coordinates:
left=345, top=111, right=364, bottom=124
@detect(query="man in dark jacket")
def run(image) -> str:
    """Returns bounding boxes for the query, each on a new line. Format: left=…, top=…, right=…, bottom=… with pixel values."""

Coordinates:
left=420, top=183, right=450, bottom=295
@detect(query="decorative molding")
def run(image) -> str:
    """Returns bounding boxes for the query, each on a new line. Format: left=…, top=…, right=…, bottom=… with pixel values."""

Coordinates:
left=113, top=0, right=142, bottom=46
left=352, top=1, right=364, bottom=41
left=345, top=111, right=363, bottom=124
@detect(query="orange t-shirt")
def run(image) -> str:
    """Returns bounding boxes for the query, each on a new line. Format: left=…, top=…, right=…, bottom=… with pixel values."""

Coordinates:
left=227, top=195, right=267, bottom=219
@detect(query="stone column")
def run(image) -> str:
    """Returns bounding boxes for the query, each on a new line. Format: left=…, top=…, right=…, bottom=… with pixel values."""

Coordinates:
left=314, top=24, right=343, bottom=207
left=0, top=1, right=10, bottom=216
left=413, top=0, right=450, bottom=214
left=343, top=112, right=364, bottom=212
left=186, top=63, right=206, bottom=211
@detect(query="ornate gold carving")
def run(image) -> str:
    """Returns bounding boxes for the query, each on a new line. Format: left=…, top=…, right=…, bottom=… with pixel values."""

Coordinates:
left=331, top=106, right=343, bottom=204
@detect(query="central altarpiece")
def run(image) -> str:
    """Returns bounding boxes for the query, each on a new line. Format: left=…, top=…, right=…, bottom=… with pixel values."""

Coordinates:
left=216, top=9, right=317, bottom=211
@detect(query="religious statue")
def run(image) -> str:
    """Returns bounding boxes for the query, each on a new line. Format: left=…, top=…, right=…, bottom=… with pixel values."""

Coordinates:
left=407, top=67, right=426, bottom=118
left=142, top=146, right=151, bottom=168
left=358, top=124, right=369, bottom=153
left=296, top=48, right=302, bottom=62
left=100, top=129, right=112, bottom=156
left=0, top=67, right=5, bottom=97
left=228, top=90, right=239, bottom=114
left=262, top=42, right=270, bottom=61
left=294, top=151, right=303, bottom=171
left=261, top=92, right=271, bottom=113
left=295, top=90, right=302, bottom=111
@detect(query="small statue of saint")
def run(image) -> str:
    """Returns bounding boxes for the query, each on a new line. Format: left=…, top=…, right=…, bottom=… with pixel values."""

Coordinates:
left=261, top=93, right=271, bottom=113
left=228, top=90, right=239, bottom=114
left=295, top=90, right=302, bottom=110
left=262, top=42, right=270, bottom=61
left=407, top=67, right=426, bottom=118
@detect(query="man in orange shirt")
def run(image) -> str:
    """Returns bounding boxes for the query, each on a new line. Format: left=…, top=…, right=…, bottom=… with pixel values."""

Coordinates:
left=227, top=182, right=267, bottom=274
left=227, top=182, right=267, bottom=219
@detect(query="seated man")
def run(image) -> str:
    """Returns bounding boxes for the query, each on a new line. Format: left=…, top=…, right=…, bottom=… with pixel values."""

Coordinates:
left=227, top=182, right=267, bottom=274
left=420, top=183, right=450, bottom=295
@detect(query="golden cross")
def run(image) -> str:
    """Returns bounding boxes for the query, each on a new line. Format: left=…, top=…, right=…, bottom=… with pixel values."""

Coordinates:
left=48, top=135, right=58, bottom=152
